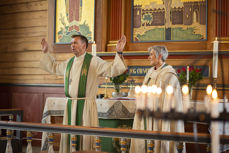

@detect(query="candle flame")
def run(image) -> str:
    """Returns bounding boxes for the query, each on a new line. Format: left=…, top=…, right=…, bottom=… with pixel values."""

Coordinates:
left=166, top=85, right=173, bottom=95
left=151, top=85, right=157, bottom=93
left=212, top=89, right=218, bottom=100
left=141, top=85, right=148, bottom=94
left=135, top=86, right=141, bottom=94
left=182, top=85, right=189, bottom=95
left=206, top=85, right=213, bottom=95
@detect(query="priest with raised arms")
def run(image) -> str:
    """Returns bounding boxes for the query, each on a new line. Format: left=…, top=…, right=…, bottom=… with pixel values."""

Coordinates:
left=40, top=35, right=127, bottom=152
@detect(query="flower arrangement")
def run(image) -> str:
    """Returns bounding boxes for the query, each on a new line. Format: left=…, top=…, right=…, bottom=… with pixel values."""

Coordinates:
left=110, top=70, right=129, bottom=93
left=177, top=66, right=203, bottom=89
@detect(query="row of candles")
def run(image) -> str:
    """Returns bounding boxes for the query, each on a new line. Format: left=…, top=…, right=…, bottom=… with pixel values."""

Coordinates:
left=134, top=84, right=220, bottom=153
left=134, top=84, right=219, bottom=118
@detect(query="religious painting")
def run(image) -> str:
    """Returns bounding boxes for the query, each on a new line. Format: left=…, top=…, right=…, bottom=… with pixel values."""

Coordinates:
left=131, top=0, right=207, bottom=42
left=55, top=0, right=95, bottom=44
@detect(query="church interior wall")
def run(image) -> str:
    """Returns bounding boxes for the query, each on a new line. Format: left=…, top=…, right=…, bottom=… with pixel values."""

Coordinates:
left=0, top=0, right=228, bottom=150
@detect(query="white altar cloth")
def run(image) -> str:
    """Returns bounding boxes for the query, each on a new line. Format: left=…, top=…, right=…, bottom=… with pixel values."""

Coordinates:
left=41, top=97, right=135, bottom=150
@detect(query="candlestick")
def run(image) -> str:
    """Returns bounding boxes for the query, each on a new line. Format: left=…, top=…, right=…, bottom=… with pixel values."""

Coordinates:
left=141, top=85, right=148, bottom=110
left=182, top=85, right=190, bottom=113
left=166, top=85, right=173, bottom=111
left=186, top=66, right=189, bottom=83
left=156, top=87, right=162, bottom=110
left=213, top=39, right=219, bottom=79
left=147, top=85, right=157, bottom=111
left=135, top=86, right=141, bottom=111
left=211, top=88, right=219, bottom=153
left=92, top=41, right=96, bottom=56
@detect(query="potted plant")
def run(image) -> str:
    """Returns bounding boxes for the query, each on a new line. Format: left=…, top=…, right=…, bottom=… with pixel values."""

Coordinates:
left=177, top=66, right=203, bottom=97
left=110, top=70, right=129, bottom=97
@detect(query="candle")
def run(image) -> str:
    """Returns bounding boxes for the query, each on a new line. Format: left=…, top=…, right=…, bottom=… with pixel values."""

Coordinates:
left=156, top=86, right=162, bottom=110
left=92, top=41, right=96, bottom=56
left=135, top=86, right=141, bottom=111
left=213, top=40, right=219, bottom=79
left=141, top=85, right=148, bottom=111
left=147, top=85, right=157, bottom=111
left=211, top=88, right=219, bottom=153
left=204, top=85, right=213, bottom=113
left=187, top=66, right=189, bottom=83
left=211, top=89, right=219, bottom=118
left=182, top=85, right=190, bottom=113
left=166, top=85, right=173, bottom=111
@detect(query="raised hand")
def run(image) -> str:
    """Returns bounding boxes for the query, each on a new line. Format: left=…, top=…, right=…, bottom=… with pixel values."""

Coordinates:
left=116, top=35, right=126, bottom=53
left=41, top=38, right=48, bottom=53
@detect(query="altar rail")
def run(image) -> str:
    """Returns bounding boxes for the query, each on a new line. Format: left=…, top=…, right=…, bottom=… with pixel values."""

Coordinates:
left=1, top=120, right=229, bottom=144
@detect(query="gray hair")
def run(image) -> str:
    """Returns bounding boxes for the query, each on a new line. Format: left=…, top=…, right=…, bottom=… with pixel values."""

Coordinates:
left=148, top=46, right=168, bottom=62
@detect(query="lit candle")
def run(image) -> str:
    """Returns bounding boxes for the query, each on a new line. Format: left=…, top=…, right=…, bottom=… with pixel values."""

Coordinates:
left=204, top=85, right=213, bottom=113
left=135, top=86, right=141, bottom=111
left=187, top=66, right=189, bottom=83
left=92, top=41, right=96, bottom=56
left=166, top=85, right=174, bottom=111
left=156, top=86, right=162, bottom=110
left=213, top=40, right=219, bottom=79
left=211, top=89, right=219, bottom=118
left=211, top=88, right=219, bottom=153
left=141, top=85, right=148, bottom=111
left=182, top=84, right=190, bottom=113
left=147, top=85, right=157, bottom=111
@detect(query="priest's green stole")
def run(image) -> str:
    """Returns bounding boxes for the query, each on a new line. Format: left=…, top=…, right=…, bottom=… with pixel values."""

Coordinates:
left=64, top=53, right=92, bottom=150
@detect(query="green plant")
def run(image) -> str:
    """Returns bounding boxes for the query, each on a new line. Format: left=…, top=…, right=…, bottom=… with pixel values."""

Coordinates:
left=177, top=66, right=203, bottom=89
left=110, top=70, right=129, bottom=93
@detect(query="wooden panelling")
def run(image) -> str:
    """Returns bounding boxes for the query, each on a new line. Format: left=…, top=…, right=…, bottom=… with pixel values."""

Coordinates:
left=0, top=37, right=46, bottom=52
left=0, top=92, right=9, bottom=109
left=12, top=92, right=43, bottom=123
left=0, top=26, right=47, bottom=39
left=0, top=85, right=65, bottom=122
left=0, top=0, right=43, bottom=5
left=0, top=1, right=47, bottom=14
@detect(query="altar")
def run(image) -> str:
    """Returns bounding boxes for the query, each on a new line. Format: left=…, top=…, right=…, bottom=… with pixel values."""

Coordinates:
left=41, top=97, right=135, bottom=152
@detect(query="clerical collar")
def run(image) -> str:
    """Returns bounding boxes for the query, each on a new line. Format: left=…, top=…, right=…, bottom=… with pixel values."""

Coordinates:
left=154, top=62, right=166, bottom=70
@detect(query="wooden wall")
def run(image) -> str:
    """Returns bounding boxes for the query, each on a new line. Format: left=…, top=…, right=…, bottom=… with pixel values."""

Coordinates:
left=0, top=0, right=228, bottom=151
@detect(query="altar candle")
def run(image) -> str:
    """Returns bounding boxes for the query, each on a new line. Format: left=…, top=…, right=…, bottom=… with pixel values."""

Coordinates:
left=182, top=85, right=190, bottom=113
left=141, top=85, right=148, bottom=110
left=166, top=85, right=173, bottom=111
left=92, top=41, right=96, bottom=56
left=156, top=87, right=162, bottom=110
left=211, top=89, right=219, bottom=118
left=211, top=88, right=219, bottom=153
left=135, top=86, right=141, bottom=111
left=187, top=66, right=189, bottom=82
left=147, top=85, right=157, bottom=111
left=204, top=85, right=213, bottom=113
left=213, top=40, right=219, bottom=79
